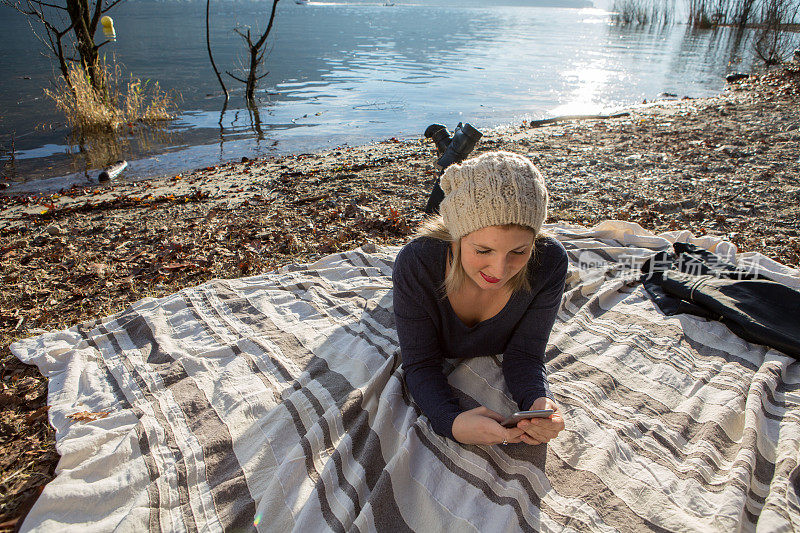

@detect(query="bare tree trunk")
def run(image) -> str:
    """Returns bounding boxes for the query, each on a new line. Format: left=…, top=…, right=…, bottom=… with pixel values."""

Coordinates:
left=227, top=0, right=280, bottom=106
left=245, top=43, right=260, bottom=106
left=206, top=0, right=228, bottom=101
left=66, top=0, right=103, bottom=93
left=246, top=0, right=279, bottom=104
left=53, top=30, right=72, bottom=90
left=735, top=0, right=756, bottom=27
left=249, top=104, right=264, bottom=139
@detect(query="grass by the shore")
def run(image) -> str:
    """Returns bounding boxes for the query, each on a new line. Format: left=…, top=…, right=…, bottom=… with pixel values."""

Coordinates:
left=45, top=61, right=177, bottom=133
left=1, top=65, right=799, bottom=530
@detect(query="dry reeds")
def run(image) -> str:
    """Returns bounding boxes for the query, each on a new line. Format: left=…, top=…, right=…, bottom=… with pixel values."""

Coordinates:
left=611, top=0, right=676, bottom=25
left=45, top=60, right=177, bottom=133
left=687, top=0, right=800, bottom=28
left=754, top=0, right=800, bottom=63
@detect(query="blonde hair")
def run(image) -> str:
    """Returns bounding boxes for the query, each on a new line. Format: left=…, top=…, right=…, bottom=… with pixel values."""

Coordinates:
left=416, top=215, right=543, bottom=297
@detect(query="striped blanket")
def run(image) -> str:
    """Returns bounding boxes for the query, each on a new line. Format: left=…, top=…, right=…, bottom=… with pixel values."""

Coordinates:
left=11, top=221, right=800, bottom=532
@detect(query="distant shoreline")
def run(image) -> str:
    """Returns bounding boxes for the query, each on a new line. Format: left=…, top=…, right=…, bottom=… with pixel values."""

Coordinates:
left=126, top=0, right=597, bottom=5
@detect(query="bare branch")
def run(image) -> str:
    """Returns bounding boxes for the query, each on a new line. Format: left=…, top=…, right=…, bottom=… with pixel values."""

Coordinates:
left=206, top=0, right=228, bottom=100
left=227, top=0, right=280, bottom=101
left=253, top=0, right=279, bottom=50
left=39, top=0, right=69, bottom=9
left=226, top=71, right=247, bottom=83
left=10, top=0, right=69, bottom=10
left=2, top=0, right=28, bottom=12
left=233, top=27, right=248, bottom=40
left=41, top=15, right=74, bottom=37
left=102, top=0, right=127, bottom=11
left=91, top=0, right=105, bottom=31
left=6, top=1, right=41, bottom=16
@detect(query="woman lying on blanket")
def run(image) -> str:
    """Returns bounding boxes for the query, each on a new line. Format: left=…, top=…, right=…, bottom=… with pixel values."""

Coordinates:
left=393, top=151, right=568, bottom=446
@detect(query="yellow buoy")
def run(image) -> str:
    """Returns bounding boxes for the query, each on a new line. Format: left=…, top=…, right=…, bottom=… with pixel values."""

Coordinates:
left=101, top=16, right=116, bottom=41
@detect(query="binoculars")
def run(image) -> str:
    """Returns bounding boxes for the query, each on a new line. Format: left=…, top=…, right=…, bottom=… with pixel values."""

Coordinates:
left=424, top=122, right=483, bottom=172
left=423, top=121, right=483, bottom=214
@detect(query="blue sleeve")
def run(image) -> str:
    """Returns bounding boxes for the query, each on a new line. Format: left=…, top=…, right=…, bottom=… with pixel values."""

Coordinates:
left=503, top=243, right=568, bottom=411
left=392, top=244, right=462, bottom=440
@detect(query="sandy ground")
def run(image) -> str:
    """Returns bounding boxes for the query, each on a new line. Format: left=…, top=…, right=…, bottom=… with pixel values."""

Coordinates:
left=0, top=64, right=798, bottom=529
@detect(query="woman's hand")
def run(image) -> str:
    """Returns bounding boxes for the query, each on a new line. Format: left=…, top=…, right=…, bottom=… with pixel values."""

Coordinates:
left=452, top=406, right=526, bottom=446
left=516, top=397, right=565, bottom=445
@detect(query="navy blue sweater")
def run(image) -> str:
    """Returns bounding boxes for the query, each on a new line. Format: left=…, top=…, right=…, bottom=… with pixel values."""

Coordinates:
left=392, top=236, right=568, bottom=440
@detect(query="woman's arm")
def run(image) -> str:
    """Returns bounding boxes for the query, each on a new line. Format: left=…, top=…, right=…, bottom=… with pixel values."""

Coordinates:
left=393, top=245, right=464, bottom=440
left=397, top=306, right=526, bottom=445
left=502, top=243, right=568, bottom=425
left=504, top=246, right=569, bottom=445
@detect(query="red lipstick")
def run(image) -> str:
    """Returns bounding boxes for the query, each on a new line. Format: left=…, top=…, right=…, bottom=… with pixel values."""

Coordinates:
left=480, top=272, right=500, bottom=284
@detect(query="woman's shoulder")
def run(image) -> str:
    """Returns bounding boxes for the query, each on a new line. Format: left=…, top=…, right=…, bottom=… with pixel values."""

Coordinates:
left=524, top=235, right=568, bottom=294
left=396, top=236, right=448, bottom=266
left=533, top=234, right=568, bottom=266
left=393, top=237, right=448, bottom=301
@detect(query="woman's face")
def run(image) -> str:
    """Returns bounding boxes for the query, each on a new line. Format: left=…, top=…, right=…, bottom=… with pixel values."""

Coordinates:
left=458, top=225, right=535, bottom=291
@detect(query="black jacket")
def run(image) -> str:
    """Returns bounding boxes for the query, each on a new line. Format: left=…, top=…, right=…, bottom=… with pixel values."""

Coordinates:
left=641, top=242, right=800, bottom=359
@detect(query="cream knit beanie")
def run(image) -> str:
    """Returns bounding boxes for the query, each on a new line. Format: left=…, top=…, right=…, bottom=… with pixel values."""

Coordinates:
left=439, top=151, right=548, bottom=240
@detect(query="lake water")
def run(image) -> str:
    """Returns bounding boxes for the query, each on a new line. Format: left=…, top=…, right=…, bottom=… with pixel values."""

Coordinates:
left=0, top=1, right=760, bottom=192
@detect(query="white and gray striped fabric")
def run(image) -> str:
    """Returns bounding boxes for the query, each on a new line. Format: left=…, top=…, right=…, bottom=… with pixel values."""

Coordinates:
left=12, top=221, right=800, bottom=532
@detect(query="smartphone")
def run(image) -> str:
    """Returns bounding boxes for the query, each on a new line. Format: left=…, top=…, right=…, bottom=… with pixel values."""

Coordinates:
left=501, top=409, right=554, bottom=428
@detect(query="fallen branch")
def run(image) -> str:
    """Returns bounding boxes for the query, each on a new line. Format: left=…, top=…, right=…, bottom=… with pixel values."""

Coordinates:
left=527, top=112, right=631, bottom=128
